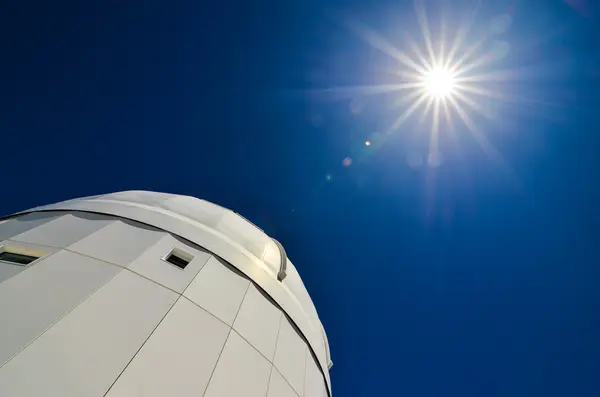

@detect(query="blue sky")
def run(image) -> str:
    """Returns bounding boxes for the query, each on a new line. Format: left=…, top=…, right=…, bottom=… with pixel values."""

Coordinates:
left=1, top=0, right=599, bottom=396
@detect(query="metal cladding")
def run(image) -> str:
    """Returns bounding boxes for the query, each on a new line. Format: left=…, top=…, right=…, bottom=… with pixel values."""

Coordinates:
left=0, top=191, right=331, bottom=397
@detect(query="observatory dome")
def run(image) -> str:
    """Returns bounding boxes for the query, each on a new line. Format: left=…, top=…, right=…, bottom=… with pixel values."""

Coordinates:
left=0, top=191, right=331, bottom=397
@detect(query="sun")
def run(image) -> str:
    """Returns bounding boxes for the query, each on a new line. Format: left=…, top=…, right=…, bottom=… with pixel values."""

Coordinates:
left=421, top=65, right=457, bottom=99
left=323, top=1, right=520, bottom=171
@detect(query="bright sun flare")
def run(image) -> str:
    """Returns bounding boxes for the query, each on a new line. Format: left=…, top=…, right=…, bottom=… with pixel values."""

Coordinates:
left=326, top=1, right=521, bottom=171
left=421, top=66, right=457, bottom=99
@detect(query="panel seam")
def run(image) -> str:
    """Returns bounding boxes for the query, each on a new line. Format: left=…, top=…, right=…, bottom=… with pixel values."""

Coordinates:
left=101, top=293, right=182, bottom=397
left=302, top=344, right=309, bottom=397
left=200, top=282, right=251, bottom=397
left=0, top=266, right=124, bottom=370
left=264, top=365, right=275, bottom=397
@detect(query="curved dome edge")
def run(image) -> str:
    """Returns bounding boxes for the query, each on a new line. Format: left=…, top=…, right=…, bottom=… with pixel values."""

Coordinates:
left=9, top=191, right=333, bottom=388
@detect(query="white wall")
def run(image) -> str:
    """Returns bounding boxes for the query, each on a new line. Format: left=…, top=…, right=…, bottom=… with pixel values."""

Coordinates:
left=0, top=211, right=330, bottom=397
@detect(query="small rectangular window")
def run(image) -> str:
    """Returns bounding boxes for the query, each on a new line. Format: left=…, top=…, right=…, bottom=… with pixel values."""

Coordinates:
left=0, top=251, right=40, bottom=265
left=163, top=248, right=193, bottom=270
left=0, top=245, right=46, bottom=266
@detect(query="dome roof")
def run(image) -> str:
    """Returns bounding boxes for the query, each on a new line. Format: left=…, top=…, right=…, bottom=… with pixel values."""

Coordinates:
left=16, top=191, right=332, bottom=382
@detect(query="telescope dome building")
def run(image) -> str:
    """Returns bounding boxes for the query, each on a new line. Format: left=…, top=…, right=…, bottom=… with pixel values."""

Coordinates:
left=0, top=191, right=332, bottom=397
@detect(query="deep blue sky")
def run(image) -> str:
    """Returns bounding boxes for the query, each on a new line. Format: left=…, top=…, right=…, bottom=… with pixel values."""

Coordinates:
left=1, top=0, right=599, bottom=395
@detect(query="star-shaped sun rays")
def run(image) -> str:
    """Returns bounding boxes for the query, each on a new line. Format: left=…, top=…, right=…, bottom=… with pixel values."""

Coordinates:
left=325, top=1, right=520, bottom=170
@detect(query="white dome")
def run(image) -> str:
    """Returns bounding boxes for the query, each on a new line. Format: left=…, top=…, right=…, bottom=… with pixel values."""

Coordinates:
left=19, top=191, right=332, bottom=378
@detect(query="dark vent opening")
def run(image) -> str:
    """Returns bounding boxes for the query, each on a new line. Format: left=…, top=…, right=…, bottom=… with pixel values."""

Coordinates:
left=0, top=252, right=39, bottom=265
left=166, top=252, right=191, bottom=269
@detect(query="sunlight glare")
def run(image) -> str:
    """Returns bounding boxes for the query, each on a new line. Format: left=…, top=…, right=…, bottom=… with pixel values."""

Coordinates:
left=335, top=1, right=520, bottom=174
left=421, top=66, right=457, bottom=99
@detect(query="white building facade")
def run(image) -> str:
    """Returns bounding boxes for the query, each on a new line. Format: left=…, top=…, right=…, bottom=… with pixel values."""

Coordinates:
left=0, top=191, right=332, bottom=397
